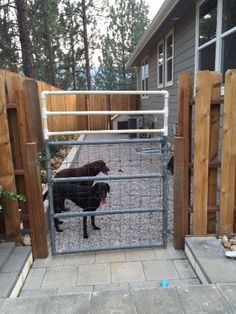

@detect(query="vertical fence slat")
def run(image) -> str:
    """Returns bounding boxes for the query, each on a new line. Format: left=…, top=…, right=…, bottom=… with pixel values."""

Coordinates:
left=193, top=71, right=212, bottom=235
left=174, top=72, right=192, bottom=248
left=25, top=143, right=48, bottom=258
left=220, top=70, right=236, bottom=233
left=174, top=137, right=185, bottom=249
left=208, top=72, right=221, bottom=233
left=0, top=77, right=21, bottom=242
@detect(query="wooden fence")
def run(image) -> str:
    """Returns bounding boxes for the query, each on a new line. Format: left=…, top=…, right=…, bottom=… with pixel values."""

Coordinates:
left=174, top=70, right=236, bottom=249
left=0, top=69, right=139, bottom=258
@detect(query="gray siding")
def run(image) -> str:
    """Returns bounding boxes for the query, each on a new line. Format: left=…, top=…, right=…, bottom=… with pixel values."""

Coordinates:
left=138, top=5, right=196, bottom=141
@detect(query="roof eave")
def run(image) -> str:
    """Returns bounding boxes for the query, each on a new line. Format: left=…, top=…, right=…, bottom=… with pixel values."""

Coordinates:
left=127, top=0, right=180, bottom=67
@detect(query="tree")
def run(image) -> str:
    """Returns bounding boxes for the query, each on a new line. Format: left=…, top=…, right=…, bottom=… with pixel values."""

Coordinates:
left=15, top=0, right=35, bottom=78
left=95, top=0, right=149, bottom=90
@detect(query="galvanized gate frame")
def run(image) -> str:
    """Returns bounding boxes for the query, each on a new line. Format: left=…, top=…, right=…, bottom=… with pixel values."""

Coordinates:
left=42, top=90, right=169, bottom=255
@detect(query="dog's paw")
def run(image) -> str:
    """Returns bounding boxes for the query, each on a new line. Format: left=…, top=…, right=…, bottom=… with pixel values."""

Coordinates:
left=93, top=225, right=100, bottom=230
left=83, top=234, right=88, bottom=239
left=56, top=228, right=64, bottom=232
left=57, top=220, right=64, bottom=225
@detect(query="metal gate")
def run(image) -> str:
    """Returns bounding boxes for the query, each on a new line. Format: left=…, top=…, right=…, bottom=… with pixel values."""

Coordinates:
left=42, top=90, right=169, bottom=255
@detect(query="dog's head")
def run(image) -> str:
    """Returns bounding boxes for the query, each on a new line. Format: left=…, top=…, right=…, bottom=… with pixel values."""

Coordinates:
left=90, top=160, right=110, bottom=175
left=93, top=182, right=110, bottom=203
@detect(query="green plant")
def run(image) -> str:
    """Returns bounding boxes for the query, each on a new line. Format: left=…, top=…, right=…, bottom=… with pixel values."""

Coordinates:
left=0, top=186, right=26, bottom=214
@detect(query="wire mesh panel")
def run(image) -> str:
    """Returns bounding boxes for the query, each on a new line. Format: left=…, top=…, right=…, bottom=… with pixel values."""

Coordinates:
left=46, top=135, right=168, bottom=254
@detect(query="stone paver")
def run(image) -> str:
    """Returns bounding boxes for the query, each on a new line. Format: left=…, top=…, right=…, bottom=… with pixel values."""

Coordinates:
left=0, top=243, right=15, bottom=269
left=64, top=252, right=95, bottom=266
left=22, top=268, right=46, bottom=289
left=177, top=284, right=231, bottom=314
left=134, top=287, right=184, bottom=314
left=217, top=283, right=236, bottom=313
left=111, top=261, right=145, bottom=283
left=125, top=248, right=156, bottom=261
left=91, top=290, right=137, bottom=314
left=173, top=259, right=197, bottom=279
left=20, top=288, right=58, bottom=297
left=142, top=260, right=179, bottom=281
left=77, top=263, right=110, bottom=285
left=42, top=267, right=77, bottom=288
left=153, top=246, right=186, bottom=260
left=130, top=278, right=200, bottom=290
left=57, top=286, right=93, bottom=295
left=96, top=250, right=125, bottom=263
left=0, top=272, right=18, bottom=298
left=33, top=255, right=65, bottom=268
left=1, top=247, right=31, bottom=273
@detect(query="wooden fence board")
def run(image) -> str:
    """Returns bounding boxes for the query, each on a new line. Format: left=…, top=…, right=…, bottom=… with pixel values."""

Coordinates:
left=76, top=95, right=88, bottom=130
left=0, top=77, right=21, bottom=242
left=193, top=71, right=212, bottom=235
left=208, top=72, right=221, bottom=233
left=220, top=70, right=236, bottom=233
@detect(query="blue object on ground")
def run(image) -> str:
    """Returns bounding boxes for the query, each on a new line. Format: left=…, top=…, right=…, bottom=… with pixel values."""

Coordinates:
left=161, top=279, right=169, bottom=288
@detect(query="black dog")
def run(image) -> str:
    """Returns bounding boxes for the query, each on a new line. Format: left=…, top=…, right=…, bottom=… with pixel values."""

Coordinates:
left=167, top=156, right=174, bottom=175
left=53, top=182, right=110, bottom=238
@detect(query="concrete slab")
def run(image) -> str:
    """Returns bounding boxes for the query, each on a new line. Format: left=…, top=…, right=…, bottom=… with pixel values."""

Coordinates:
left=94, top=283, right=129, bottom=292
left=134, top=287, right=184, bottom=314
left=77, top=263, right=110, bottom=285
left=142, top=260, right=179, bottom=281
left=185, top=237, right=225, bottom=259
left=173, top=259, right=197, bottom=279
left=125, top=248, right=156, bottom=261
left=20, top=288, right=58, bottom=297
left=153, top=246, right=186, bottom=260
left=198, top=258, right=236, bottom=283
left=0, top=296, right=49, bottom=314
left=57, top=286, right=93, bottom=295
left=96, top=250, right=125, bottom=263
left=130, top=279, right=200, bottom=290
left=64, top=252, right=95, bottom=266
left=91, top=290, right=137, bottom=314
left=22, top=268, right=46, bottom=289
left=111, top=261, right=145, bottom=283
left=0, top=272, right=19, bottom=298
left=217, top=283, right=236, bottom=313
left=1, top=246, right=31, bottom=272
left=0, top=243, right=15, bottom=270
left=42, top=267, right=77, bottom=288
left=177, top=284, right=231, bottom=314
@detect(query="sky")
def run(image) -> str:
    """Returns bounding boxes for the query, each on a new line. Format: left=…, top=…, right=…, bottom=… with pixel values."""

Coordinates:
left=146, top=0, right=165, bottom=19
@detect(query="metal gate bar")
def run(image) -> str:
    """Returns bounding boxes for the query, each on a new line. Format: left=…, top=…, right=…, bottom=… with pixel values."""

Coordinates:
left=42, top=90, right=169, bottom=255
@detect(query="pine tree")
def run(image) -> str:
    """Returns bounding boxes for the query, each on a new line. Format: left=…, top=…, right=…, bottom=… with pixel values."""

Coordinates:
left=95, top=0, right=149, bottom=90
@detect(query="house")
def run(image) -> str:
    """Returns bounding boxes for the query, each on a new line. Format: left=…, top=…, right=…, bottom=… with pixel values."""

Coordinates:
left=127, top=0, right=236, bottom=139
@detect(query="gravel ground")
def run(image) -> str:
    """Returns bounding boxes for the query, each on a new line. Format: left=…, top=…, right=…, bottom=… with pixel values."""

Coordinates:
left=52, top=134, right=173, bottom=252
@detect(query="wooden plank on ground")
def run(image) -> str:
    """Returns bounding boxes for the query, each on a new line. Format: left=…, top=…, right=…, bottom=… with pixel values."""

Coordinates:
left=174, top=137, right=185, bottom=249
left=193, top=71, right=212, bottom=235
left=25, top=143, right=48, bottom=258
left=220, top=70, right=236, bottom=233
left=208, top=72, right=221, bottom=233
left=0, top=77, right=21, bottom=242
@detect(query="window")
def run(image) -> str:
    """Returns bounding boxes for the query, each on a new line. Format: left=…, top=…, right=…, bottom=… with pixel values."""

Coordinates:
left=157, top=40, right=164, bottom=88
left=141, top=58, right=149, bottom=98
left=196, top=0, right=236, bottom=80
left=165, top=31, right=174, bottom=86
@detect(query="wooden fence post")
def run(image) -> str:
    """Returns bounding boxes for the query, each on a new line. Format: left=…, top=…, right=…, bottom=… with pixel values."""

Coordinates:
left=193, top=71, right=212, bottom=234
left=220, top=70, right=236, bottom=233
left=0, top=77, right=21, bottom=242
left=173, top=72, right=192, bottom=249
left=25, top=143, right=48, bottom=258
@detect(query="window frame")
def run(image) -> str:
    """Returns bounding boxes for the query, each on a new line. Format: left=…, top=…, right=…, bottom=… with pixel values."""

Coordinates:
left=141, top=57, right=149, bottom=99
left=157, top=39, right=164, bottom=88
left=195, top=0, right=236, bottom=75
left=165, top=29, right=174, bottom=87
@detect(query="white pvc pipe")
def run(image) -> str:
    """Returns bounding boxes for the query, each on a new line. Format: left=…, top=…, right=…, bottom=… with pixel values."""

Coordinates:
left=48, top=129, right=166, bottom=136
left=46, top=110, right=166, bottom=116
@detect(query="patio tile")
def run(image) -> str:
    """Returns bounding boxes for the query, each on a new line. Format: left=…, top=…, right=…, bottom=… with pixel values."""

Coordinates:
left=111, top=261, right=145, bottom=283
left=57, top=286, right=93, bottom=295
left=33, top=254, right=65, bottom=268
left=77, top=263, right=110, bottom=286
left=142, top=260, right=179, bottom=281
left=22, top=268, right=46, bottom=289
left=153, top=246, right=186, bottom=260
left=217, top=283, right=236, bottom=313
left=64, top=253, right=95, bottom=266
left=20, top=288, right=57, bottom=297
left=173, top=259, right=197, bottom=279
left=94, top=283, right=129, bottom=292
left=42, top=267, right=77, bottom=288
left=96, top=250, right=125, bottom=263
left=125, top=248, right=156, bottom=261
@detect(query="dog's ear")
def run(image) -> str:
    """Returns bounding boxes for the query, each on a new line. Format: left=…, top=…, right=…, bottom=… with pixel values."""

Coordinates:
left=106, top=183, right=110, bottom=193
